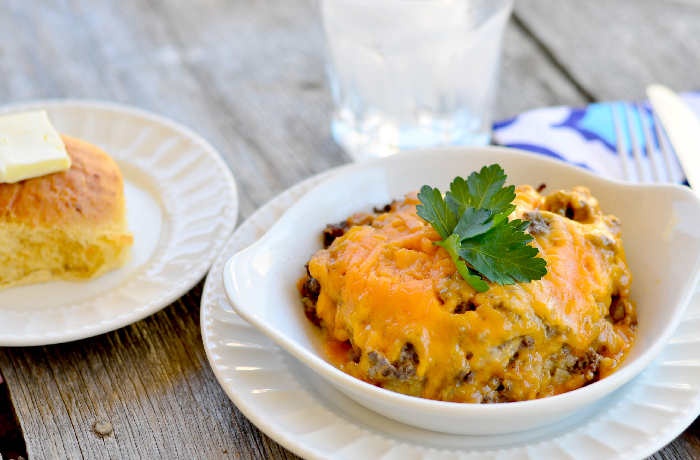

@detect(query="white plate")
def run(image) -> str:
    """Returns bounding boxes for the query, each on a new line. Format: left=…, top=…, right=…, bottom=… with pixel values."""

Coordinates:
left=202, top=166, right=700, bottom=460
left=220, top=148, right=700, bottom=435
left=0, top=100, right=238, bottom=346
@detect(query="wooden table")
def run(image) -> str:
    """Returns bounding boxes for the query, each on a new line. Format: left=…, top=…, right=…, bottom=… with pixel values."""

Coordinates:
left=1, top=0, right=699, bottom=458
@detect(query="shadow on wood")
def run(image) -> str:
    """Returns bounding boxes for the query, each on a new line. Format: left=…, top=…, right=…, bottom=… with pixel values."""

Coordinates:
left=0, top=372, right=27, bottom=460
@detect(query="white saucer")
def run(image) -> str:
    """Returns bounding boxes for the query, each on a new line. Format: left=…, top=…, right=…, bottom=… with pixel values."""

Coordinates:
left=201, top=166, right=700, bottom=460
left=0, top=100, right=238, bottom=346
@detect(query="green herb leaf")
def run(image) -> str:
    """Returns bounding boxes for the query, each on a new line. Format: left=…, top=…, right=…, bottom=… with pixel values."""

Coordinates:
left=416, top=164, right=547, bottom=291
left=447, top=165, right=517, bottom=217
left=435, top=235, right=489, bottom=292
left=459, top=219, right=548, bottom=285
left=416, top=185, right=459, bottom=240
left=453, top=207, right=493, bottom=239
left=491, top=204, right=517, bottom=227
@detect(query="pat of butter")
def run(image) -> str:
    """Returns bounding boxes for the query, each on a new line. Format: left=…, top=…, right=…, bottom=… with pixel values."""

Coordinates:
left=0, top=110, right=71, bottom=183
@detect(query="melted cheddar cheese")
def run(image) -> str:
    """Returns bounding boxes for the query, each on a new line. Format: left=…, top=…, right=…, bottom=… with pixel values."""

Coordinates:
left=299, top=186, right=636, bottom=403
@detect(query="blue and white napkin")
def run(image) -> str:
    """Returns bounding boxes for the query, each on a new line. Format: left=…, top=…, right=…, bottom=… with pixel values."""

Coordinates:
left=492, top=92, right=700, bottom=184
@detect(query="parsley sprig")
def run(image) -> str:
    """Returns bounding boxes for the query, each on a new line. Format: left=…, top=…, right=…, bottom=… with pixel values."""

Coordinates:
left=416, top=164, right=547, bottom=292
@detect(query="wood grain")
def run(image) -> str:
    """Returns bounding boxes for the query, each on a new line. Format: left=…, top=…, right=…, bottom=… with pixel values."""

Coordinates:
left=514, top=0, right=700, bottom=102
left=0, top=374, right=26, bottom=460
left=0, top=0, right=697, bottom=458
left=0, top=283, right=300, bottom=460
left=0, top=0, right=586, bottom=219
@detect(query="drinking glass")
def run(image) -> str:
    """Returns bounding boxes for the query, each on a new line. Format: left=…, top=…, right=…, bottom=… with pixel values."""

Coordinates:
left=321, top=0, right=514, bottom=161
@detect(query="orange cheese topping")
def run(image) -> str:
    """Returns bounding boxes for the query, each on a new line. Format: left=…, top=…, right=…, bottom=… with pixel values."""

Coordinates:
left=301, top=186, right=636, bottom=403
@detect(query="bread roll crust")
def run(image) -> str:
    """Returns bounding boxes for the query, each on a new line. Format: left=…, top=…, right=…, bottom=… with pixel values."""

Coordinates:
left=0, top=134, right=132, bottom=290
left=0, top=135, right=127, bottom=230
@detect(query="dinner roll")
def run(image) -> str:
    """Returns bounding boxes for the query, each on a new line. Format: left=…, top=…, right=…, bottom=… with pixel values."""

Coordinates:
left=0, top=134, right=133, bottom=290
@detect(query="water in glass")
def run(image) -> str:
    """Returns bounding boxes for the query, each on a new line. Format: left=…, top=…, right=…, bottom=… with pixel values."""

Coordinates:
left=322, top=0, right=514, bottom=161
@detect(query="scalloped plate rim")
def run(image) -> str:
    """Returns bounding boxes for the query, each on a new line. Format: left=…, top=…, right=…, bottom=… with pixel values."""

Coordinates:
left=0, top=99, right=239, bottom=345
left=201, top=162, right=700, bottom=460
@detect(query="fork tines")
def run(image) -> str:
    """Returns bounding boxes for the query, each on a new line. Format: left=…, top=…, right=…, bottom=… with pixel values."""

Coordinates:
left=612, top=102, right=678, bottom=184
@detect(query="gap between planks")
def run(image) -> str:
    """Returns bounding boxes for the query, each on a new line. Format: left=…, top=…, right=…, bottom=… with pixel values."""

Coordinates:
left=511, top=12, right=596, bottom=103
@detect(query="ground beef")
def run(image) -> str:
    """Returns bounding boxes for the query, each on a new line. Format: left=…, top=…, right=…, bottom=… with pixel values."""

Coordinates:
left=301, top=188, right=634, bottom=403
left=521, top=336, right=535, bottom=348
left=367, top=351, right=395, bottom=379
left=300, top=277, right=320, bottom=302
left=572, top=351, right=602, bottom=381
left=323, top=205, right=395, bottom=248
left=348, top=346, right=361, bottom=364
left=395, top=343, right=420, bottom=379
left=367, top=343, right=420, bottom=380
left=373, top=200, right=397, bottom=214
left=299, top=276, right=322, bottom=326
left=481, top=377, right=510, bottom=403
left=323, top=221, right=350, bottom=248
left=609, top=294, right=636, bottom=323
left=524, top=211, right=551, bottom=236
left=453, top=299, right=478, bottom=314
left=542, top=188, right=599, bottom=224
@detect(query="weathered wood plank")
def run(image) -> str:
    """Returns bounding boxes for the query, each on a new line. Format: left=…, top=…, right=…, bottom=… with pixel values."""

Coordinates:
left=652, top=418, right=700, bottom=460
left=0, top=283, right=300, bottom=460
left=0, top=373, right=26, bottom=460
left=514, top=0, right=700, bottom=102
left=0, top=0, right=587, bottom=218
left=5, top=0, right=693, bottom=458
left=499, top=19, right=589, bottom=117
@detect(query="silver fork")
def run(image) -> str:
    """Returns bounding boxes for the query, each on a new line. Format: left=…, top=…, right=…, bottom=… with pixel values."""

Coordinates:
left=612, top=102, right=678, bottom=183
